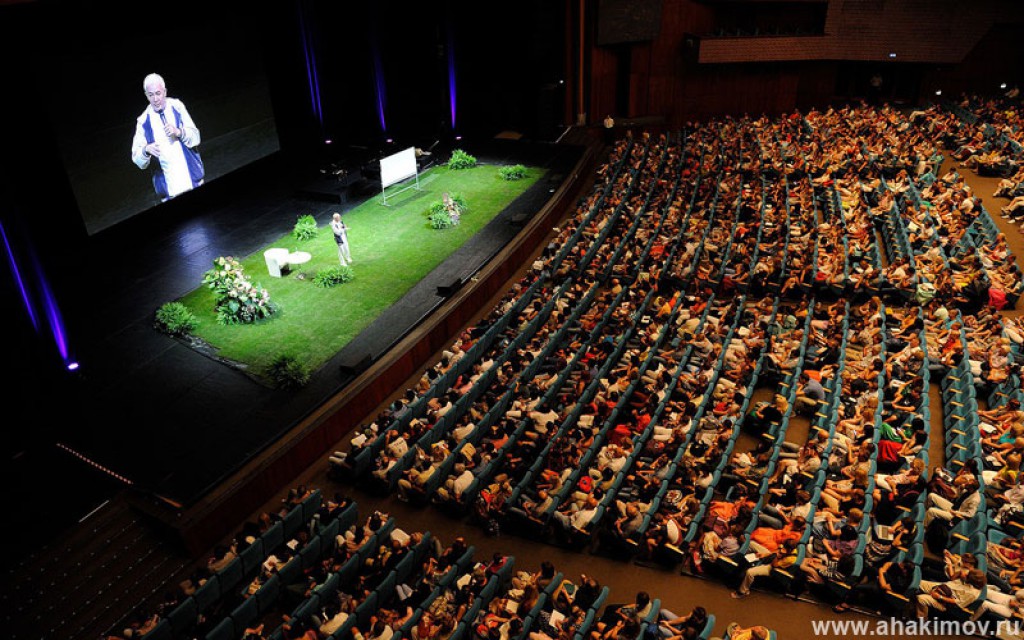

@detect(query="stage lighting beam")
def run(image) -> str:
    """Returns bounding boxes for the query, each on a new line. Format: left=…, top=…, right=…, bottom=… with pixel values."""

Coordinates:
left=298, top=2, right=324, bottom=128
left=447, top=20, right=458, bottom=129
left=0, top=220, right=38, bottom=330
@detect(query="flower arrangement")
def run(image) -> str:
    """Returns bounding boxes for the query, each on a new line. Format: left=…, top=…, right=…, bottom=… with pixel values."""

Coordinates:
left=427, top=192, right=467, bottom=229
left=447, top=149, right=477, bottom=170
left=202, top=256, right=277, bottom=325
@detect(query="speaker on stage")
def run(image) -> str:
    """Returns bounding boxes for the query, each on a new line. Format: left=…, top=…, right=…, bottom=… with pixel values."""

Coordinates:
left=339, top=354, right=373, bottom=378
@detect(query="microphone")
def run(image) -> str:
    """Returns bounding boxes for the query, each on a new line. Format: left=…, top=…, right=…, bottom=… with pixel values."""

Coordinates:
left=157, top=110, right=179, bottom=141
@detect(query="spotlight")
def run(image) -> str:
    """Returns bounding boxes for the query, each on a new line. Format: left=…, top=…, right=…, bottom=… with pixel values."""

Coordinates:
left=455, top=135, right=463, bottom=141
left=558, top=79, right=565, bottom=85
left=386, top=138, right=394, bottom=144
left=324, top=139, right=333, bottom=145
left=888, top=52, right=896, bottom=59
left=1001, top=83, right=1008, bottom=89
left=67, top=361, right=80, bottom=371
left=935, top=89, right=942, bottom=96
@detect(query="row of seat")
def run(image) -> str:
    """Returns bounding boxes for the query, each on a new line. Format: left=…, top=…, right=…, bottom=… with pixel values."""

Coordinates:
left=142, top=492, right=346, bottom=640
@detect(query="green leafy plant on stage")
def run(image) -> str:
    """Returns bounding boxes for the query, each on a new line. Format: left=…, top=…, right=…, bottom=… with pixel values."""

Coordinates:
left=427, top=193, right=467, bottom=216
left=447, top=149, right=477, bottom=170
left=292, top=214, right=319, bottom=241
left=202, top=256, right=277, bottom=325
left=154, top=301, right=199, bottom=337
left=429, top=209, right=456, bottom=229
left=267, top=354, right=310, bottom=389
left=313, top=265, right=355, bottom=288
left=427, top=192, right=467, bottom=229
left=499, top=164, right=527, bottom=180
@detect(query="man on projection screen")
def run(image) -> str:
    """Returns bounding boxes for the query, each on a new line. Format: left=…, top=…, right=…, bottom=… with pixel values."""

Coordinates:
left=131, top=73, right=204, bottom=201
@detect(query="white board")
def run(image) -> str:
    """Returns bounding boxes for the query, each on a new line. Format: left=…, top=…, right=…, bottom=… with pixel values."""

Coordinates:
left=380, top=147, right=417, bottom=189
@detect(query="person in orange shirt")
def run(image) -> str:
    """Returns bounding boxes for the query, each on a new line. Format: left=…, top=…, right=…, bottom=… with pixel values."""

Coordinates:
left=707, top=494, right=754, bottom=524
left=747, top=516, right=806, bottom=557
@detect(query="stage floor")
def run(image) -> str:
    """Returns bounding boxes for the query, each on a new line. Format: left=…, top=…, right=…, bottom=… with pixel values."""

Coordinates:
left=9, top=139, right=583, bottom=552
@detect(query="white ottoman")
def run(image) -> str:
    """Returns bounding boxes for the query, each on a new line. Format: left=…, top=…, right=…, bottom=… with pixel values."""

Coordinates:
left=264, top=248, right=290, bottom=277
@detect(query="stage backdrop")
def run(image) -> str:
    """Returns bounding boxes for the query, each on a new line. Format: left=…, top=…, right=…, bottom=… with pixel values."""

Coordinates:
left=38, top=5, right=280, bottom=236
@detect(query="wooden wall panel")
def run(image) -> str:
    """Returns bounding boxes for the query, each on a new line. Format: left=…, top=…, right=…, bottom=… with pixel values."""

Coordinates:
left=589, top=44, right=620, bottom=122
left=629, top=42, right=653, bottom=116
left=583, top=0, right=1023, bottom=129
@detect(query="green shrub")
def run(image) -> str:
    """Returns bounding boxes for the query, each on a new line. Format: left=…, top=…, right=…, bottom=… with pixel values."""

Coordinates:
left=154, top=302, right=199, bottom=337
left=499, top=164, right=527, bottom=180
left=429, top=210, right=456, bottom=229
left=447, top=149, right=477, bottom=170
left=313, top=265, right=355, bottom=288
left=267, top=354, right=310, bottom=389
left=292, top=214, right=318, bottom=241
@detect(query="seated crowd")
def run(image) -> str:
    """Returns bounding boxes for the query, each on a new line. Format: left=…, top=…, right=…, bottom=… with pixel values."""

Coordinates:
left=117, top=494, right=735, bottom=639
left=320, top=99, right=1024, bottom=630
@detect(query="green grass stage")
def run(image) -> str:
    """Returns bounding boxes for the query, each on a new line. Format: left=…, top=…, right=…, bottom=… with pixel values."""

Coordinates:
left=176, top=163, right=541, bottom=381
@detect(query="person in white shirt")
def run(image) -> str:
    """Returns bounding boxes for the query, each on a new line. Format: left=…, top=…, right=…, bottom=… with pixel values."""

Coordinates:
left=553, top=496, right=599, bottom=542
left=529, top=404, right=559, bottom=433
left=318, top=600, right=351, bottom=635
left=451, top=418, right=476, bottom=443
left=331, top=213, right=353, bottom=266
left=352, top=618, right=394, bottom=640
left=925, top=478, right=982, bottom=527
left=131, top=73, right=203, bottom=201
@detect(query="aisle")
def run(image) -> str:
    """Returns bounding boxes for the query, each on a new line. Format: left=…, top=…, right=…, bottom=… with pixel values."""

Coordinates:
left=944, top=153, right=1024, bottom=322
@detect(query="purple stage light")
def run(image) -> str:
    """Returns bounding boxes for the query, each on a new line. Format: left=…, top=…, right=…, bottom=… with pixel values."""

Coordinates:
left=325, top=139, right=332, bottom=145
left=67, top=362, right=79, bottom=371
left=447, top=24, right=457, bottom=129
left=3, top=219, right=73, bottom=368
left=372, top=36, right=388, bottom=133
left=0, top=220, right=38, bottom=330
left=37, top=269, right=69, bottom=362
left=298, top=2, right=323, bottom=127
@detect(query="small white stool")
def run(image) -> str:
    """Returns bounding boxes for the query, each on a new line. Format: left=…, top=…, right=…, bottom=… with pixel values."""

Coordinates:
left=264, top=248, right=290, bottom=277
